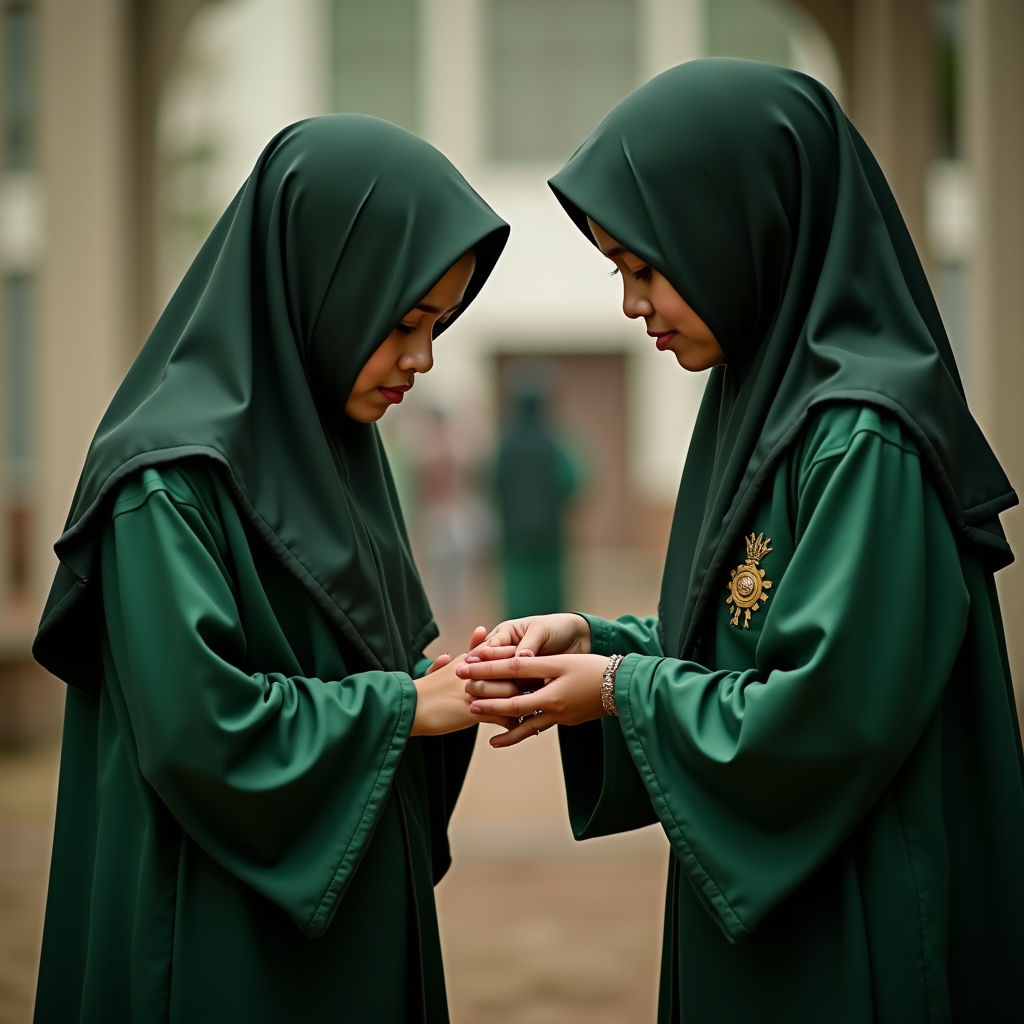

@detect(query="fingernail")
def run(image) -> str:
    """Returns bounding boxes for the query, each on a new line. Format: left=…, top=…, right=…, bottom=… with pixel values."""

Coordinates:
left=465, top=655, right=479, bottom=663
left=518, top=649, right=534, bottom=657
left=456, top=666, right=468, bottom=677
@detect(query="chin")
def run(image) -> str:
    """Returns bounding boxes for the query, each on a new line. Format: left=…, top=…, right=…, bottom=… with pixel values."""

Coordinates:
left=675, top=349, right=719, bottom=372
left=345, top=404, right=387, bottom=424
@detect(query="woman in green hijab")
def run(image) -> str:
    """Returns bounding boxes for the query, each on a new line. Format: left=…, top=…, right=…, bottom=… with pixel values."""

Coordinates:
left=32, top=115, right=509, bottom=1023
left=460, top=60, right=1024, bottom=1022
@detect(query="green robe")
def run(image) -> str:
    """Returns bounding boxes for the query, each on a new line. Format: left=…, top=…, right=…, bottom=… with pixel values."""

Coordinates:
left=560, top=405, right=1024, bottom=1023
left=35, top=463, right=474, bottom=1023
left=31, top=116, right=507, bottom=1023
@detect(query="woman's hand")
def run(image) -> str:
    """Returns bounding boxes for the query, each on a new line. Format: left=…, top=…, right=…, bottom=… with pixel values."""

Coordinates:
left=411, top=627, right=520, bottom=737
left=457, top=653, right=610, bottom=747
left=468, top=613, right=592, bottom=659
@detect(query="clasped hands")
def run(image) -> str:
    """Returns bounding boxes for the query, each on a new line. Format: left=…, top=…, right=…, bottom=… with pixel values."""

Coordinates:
left=411, top=614, right=613, bottom=746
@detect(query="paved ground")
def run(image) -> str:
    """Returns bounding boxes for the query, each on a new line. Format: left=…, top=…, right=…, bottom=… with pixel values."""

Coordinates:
left=438, top=724, right=668, bottom=1024
left=0, top=742, right=59, bottom=1023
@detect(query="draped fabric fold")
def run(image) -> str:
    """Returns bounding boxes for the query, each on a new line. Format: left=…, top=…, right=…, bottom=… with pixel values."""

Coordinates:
left=34, top=115, right=509, bottom=689
left=548, top=59, right=1015, bottom=660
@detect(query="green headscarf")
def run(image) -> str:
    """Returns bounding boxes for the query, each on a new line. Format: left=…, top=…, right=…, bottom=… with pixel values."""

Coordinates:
left=35, top=115, right=509, bottom=692
left=549, top=59, right=1015, bottom=658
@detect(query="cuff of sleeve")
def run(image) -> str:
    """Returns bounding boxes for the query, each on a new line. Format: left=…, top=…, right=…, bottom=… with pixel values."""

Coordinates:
left=394, top=671, right=418, bottom=743
left=412, top=656, right=433, bottom=678
left=614, top=655, right=752, bottom=945
left=579, top=613, right=616, bottom=656
left=306, top=669, right=418, bottom=937
left=612, top=652, right=641, bottom=712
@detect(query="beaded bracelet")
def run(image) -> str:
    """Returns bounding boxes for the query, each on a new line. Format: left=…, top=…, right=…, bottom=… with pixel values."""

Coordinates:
left=601, top=654, right=625, bottom=717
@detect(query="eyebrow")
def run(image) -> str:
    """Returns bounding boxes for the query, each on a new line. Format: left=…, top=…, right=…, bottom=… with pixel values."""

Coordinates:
left=601, top=245, right=631, bottom=259
left=414, top=302, right=460, bottom=316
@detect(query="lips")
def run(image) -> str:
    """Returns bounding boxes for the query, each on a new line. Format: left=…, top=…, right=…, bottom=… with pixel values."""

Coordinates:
left=649, top=330, right=677, bottom=351
left=378, top=385, right=411, bottom=404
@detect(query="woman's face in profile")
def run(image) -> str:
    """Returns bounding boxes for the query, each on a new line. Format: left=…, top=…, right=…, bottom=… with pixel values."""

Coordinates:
left=587, top=217, right=724, bottom=372
left=345, top=250, right=477, bottom=423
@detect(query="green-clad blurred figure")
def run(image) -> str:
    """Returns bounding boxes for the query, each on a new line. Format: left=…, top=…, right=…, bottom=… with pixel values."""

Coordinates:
left=496, top=386, right=578, bottom=618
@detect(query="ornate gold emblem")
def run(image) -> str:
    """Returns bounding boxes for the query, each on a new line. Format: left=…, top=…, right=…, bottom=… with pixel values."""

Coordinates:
left=726, top=533, right=773, bottom=628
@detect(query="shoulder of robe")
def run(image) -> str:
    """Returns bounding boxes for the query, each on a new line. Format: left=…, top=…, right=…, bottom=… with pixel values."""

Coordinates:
left=110, top=458, right=229, bottom=525
left=795, top=403, right=920, bottom=479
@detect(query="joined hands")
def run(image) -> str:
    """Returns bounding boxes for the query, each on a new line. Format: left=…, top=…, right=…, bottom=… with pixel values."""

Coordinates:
left=414, top=614, right=617, bottom=746
left=456, top=614, right=614, bottom=748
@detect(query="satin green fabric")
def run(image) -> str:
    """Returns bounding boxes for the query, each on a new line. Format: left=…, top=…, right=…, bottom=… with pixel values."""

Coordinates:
left=32, top=117, right=507, bottom=1021
left=548, top=59, right=1016, bottom=660
left=560, top=405, right=1024, bottom=1022
left=550, top=59, right=1023, bottom=1023
left=34, top=115, right=508, bottom=689
left=36, top=463, right=476, bottom=1022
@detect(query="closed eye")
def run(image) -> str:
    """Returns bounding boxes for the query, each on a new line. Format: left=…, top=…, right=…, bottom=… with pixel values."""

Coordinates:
left=395, top=322, right=416, bottom=335
left=631, top=265, right=652, bottom=282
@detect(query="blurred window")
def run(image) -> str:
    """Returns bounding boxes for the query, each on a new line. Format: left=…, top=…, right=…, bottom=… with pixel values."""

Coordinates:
left=707, top=0, right=843, bottom=105
left=4, top=275, right=31, bottom=491
left=486, top=0, right=639, bottom=162
left=329, top=0, right=419, bottom=132
left=3, top=1, right=32, bottom=169
left=2, top=2, right=36, bottom=596
left=708, top=0, right=791, bottom=66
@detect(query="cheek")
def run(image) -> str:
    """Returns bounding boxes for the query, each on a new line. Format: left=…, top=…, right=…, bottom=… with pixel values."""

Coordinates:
left=356, top=338, right=401, bottom=390
left=655, top=285, right=700, bottom=334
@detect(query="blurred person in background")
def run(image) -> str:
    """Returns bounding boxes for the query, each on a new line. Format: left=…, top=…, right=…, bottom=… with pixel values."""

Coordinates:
left=30, top=116, right=510, bottom=1023
left=496, top=383, right=578, bottom=618
left=412, top=405, right=495, bottom=623
left=461, top=60, right=1024, bottom=1023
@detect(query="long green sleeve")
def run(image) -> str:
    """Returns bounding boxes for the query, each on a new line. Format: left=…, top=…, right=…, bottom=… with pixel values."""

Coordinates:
left=558, top=614, right=663, bottom=838
left=101, top=467, right=416, bottom=937
left=615, top=416, right=969, bottom=943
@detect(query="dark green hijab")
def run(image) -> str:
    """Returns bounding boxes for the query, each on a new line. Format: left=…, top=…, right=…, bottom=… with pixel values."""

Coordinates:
left=35, top=115, right=508, bottom=692
left=549, top=59, right=1015, bottom=659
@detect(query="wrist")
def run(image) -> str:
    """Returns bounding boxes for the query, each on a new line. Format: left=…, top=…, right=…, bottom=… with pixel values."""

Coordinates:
left=571, top=613, right=592, bottom=653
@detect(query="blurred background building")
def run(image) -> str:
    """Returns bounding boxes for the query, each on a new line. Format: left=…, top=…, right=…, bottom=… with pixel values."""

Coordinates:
left=0, top=1, right=1021, bottom=1021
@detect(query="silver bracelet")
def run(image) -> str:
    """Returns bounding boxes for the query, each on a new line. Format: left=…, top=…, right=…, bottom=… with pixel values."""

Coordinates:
left=601, top=654, right=625, bottom=717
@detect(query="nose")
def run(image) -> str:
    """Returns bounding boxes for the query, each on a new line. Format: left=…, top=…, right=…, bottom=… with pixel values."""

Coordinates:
left=400, top=331, right=434, bottom=374
left=622, top=282, right=654, bottom=321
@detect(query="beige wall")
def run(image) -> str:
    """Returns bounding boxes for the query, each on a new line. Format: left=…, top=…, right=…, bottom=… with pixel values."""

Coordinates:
left=29, top=0, right=204, bottom=615
left=965, top=0, right=1024, bottom=713
left=794, top=0, right=934, bottom=270
left=36, top=0, right=133, bottom=602
left=0, top=0, right=208, bottom=738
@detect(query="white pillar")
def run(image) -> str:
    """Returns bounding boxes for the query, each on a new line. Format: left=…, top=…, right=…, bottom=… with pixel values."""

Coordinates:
left=421, top=0, right=482, bottom=169
left=964, top=0, right=1024, bottom=715
left=35, top=0, right=133, bottom=602
left=642, top=0, right=704, bottom=79
left=850, top=0, right=933, bottom=269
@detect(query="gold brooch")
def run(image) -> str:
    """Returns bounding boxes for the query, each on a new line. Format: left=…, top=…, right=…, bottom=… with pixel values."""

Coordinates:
left=726, top=533, right=773, bottom=628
